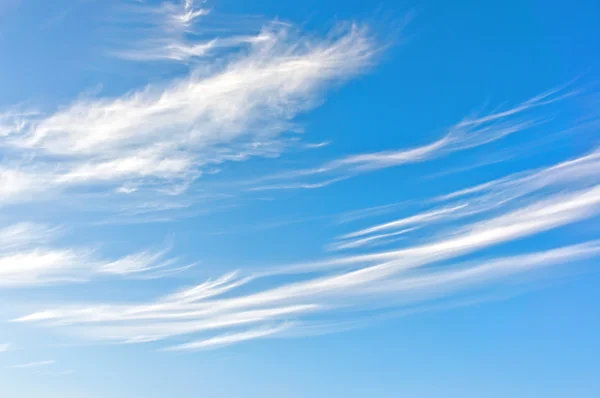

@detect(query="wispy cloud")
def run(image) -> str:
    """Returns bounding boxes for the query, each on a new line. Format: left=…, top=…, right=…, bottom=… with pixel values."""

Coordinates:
left=248, top=86, right=574, bottom=191
left=14, top=151, right=600, bottom=349
left=99, top=247, right=196, bottom=278
left=341, top=204, right=467, bottom=240
left=435, top=148, right=600, bottom=203
left=112, top=0, right=215, bottom=62
left=0, top=343, right=10, bottom=353
left=165, top=323, right=292, bottom=351
left=326, top=147, right=600, bottom=253
left=0, top=166, right=46, bottom=204
left=0, top=249, right=92, bottom=287
left=1, top=0, right=598, bottom=358
left=327, top=227, right=416, bottom=251
left=0, top=222, right=60, bottom=250
left=0, top=18, right=378, bottom=214
left=333, top=201, right=409, bottom=224
left=0, top=223, right=191, bottom=287
left=10, top=360, right=55, bottom=369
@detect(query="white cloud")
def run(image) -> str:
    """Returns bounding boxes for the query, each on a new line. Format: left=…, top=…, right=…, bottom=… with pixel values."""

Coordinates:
left=360, top=242, right=600, bottom=297
left=166, top=323, right=292, bottom=351
left=20, top=23, right=373, bottom=157
left=0, top=222, right=59, bottom=250
left=0, top=20, right=378, bottom=208
left=340, top=204, right=467, bottom=240
left=99, top=248, right=195, bottom=277
left=0, top=249, right=92, bottom=287
left=111, top=0, right=276, bottom=63
left=0, top=222, right=191, bottom=287
left=0, top=167, right=45, bottom=203
left=1, top=1, right=597, bottom=356
left=327, top=148, right=600, bottom=253
left=327, top=227, right=416, bottom=251
left=436, top=148, right=600, bottom=203
left=163, top=271, right=253, bottom=303
left=14, top=238, right=597, bottom=348
left=0, top=247, right=193, bottom=287
left=0, top=223, right=92, bottom=287
left=10, top=360, right=55, bottom=369
left=14, top=153, right=600, bottom=349
left=248, top=86, right=573, bottom=191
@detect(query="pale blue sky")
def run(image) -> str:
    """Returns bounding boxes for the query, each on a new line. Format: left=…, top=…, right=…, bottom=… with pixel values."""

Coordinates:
left=0, top=0, right=599, bottom=397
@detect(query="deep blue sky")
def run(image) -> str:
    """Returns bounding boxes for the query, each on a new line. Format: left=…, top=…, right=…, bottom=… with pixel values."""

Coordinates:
left=0, top=1, right=599, bottom=397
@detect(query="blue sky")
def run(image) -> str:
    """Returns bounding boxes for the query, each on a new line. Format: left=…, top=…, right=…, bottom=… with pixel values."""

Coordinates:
left=0, top=0, right=599, bottom=397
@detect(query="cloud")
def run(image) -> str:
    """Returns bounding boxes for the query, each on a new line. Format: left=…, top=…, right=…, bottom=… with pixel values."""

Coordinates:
left=327, top=227, right=416, bottom=251
left=0, top=249, right=93, bottom=287
left=249, top=176, right=351, bottom=192
left=0, top=222, right=60, bottom=250
left=0, top=222, right=89, bottom=287
left=0, top=343, right=10, bottom=353
left=14, top=240, right=598, bottom=349
left=166, top=323, right=292, bottom=351
left=0, top=19, right=378, bottom=210
left=0, top=167, right=46, bottom=204
left=22, top=23, right=373, bottom=157
left=333, top=201, right=409, bottom=224
left=326, top=148, right=600, bottom=253
left=98, top=247, right=196, bottom=277
left=341, top=204, right=467, bottom=240
left=10, top=360, right=55, bottom=369
left=14, top=150, right=600, bottom=349
left=436, top=148, right=600, bottom=203
left=162, top=271, right=254, bottom=303
left=1, top=1, right=598, bottom=356
left=0, top=247, right=193, bottom=287
left=110, top=0, right=277, bottom=63
left=359, top=242, right=600, bottom=297
left=248, top=85, right=574, bottom=191
left=0, top=223, right=191, bottom=287
left=10, top=147, right=596, bottom=290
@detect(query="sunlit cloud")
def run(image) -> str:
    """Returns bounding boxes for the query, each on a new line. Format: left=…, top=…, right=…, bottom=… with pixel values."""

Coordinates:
left=0, top=0, right=598, bottom=361
left=0, top=222, right=191, bottom=287
left=9, top=360, right=55, bottom=369
left=0, top=16, right=378, bottom=213
left=14, top=150, right=600, bottom=349
left=248, top=86, right=574, bottom=191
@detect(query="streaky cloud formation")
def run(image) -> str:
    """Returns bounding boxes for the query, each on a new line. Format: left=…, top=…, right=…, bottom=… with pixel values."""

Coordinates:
left=112, top=0, right=240, bottom=62
left=248, top=86, right=572, bottom=191
left=0, top=0, right=598, bottom=380
left=9, top=360, right=56, bottom=369
left=99, top=247, right=196, bottom=277
left=0, top=222, right=190, bottom=287
left=166, top=323, right=293, bottom=351
left=0, top=222, right=60, bottom=251
left=0, top=16, right=378, bottom=209
left=330, top=148, right=600, bottom=252
left=14, top=149, right=600, bottom=349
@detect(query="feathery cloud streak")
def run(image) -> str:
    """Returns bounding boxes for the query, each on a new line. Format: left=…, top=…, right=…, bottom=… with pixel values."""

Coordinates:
left=1, top=0, right=598, bottom=356
left=249, top=86, right=574, bottom=191
left=14, top=150, right=600, bottom=349
left=0, top=223, right=191, bottom=287
left=9, top=360, right=55, bottom=369
left=111, top=0, right=254, bottom=62
left=0, top=18, right=378, bottom=207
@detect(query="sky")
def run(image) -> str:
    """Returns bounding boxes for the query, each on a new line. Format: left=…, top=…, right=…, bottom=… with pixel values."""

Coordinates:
left=0, top=0, right=599, bottom=397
